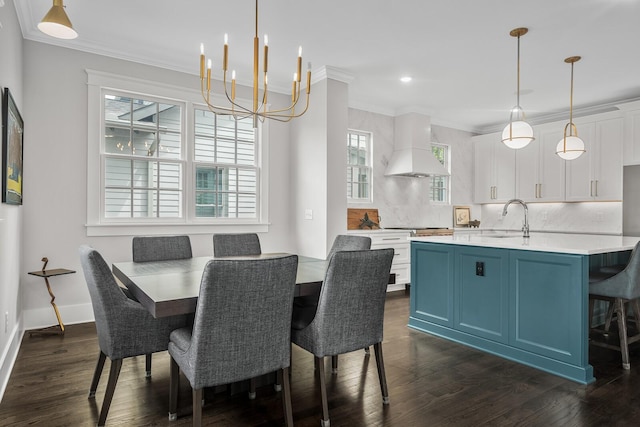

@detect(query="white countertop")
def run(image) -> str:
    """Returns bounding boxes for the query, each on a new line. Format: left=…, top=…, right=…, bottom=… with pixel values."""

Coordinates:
left=410, top=232, right=640, bottom=255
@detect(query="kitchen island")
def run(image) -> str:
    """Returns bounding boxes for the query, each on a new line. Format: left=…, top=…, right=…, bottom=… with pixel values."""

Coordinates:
left=409, top=232, right=640, bottom=384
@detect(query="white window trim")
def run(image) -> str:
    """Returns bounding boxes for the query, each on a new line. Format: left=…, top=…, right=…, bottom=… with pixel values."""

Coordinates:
left=86, top=69, right=269, bottom=236
left=347, top=129, right=373, bottom=204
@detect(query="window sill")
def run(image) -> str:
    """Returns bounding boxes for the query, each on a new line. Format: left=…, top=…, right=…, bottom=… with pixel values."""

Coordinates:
left=85, top=222, right=270, bottom=237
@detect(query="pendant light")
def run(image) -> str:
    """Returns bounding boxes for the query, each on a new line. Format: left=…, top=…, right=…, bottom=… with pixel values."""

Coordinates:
left=556, top=56, right=585, bottom=160
left=502, top=28, right=534, bottom=149
left=38, top=0, right=78, bottom=40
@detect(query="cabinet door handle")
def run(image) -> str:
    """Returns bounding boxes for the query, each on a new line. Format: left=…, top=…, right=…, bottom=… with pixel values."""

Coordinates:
left=382, top=237, right=401, bottom=241
left=595, top=180, right=599, bottom=197
left=590, top=180, right=594, bottom=197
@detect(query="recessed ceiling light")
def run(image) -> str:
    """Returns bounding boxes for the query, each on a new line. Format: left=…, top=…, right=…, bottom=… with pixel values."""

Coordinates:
left=400, top=76, right=412, bottom=83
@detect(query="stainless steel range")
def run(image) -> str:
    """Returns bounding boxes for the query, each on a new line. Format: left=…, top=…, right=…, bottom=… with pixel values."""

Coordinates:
left=383, top=227, right=453, bottom=237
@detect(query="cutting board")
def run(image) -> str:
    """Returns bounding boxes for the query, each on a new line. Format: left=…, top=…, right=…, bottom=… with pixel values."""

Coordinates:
left=347, top=208, right=380, bottom=230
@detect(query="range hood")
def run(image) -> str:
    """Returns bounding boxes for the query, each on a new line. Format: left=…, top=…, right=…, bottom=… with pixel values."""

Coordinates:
left=385, top=113, right=450, bottom=177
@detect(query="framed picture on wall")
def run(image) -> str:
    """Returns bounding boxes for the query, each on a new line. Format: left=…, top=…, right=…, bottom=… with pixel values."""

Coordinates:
left=2, top=87, right=24, bottom=205
left=453, top=205, right=470, bottom=227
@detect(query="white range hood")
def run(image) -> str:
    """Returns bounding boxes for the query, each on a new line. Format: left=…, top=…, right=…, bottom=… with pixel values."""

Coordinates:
left=385, top=113, right=450, bottom=178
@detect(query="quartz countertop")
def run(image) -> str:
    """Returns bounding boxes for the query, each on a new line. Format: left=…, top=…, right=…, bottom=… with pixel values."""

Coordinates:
left=410, top=232, right=640, bottom=255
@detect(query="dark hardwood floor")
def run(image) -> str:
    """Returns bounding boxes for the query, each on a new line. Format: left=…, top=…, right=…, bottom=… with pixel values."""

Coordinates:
left=2, top=291, right=640, bottom=426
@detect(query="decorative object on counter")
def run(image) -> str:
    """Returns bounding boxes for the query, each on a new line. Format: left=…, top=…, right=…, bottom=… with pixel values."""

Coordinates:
left=2, top=87, right=24, bottom=205
left=502, top=27, right=535, bottom=149
left=453, top=206, right=471, bottom=227
left=198, top=0, right=311, bottom=128
left=27, top=257, right=76, bottom=336
left=556, top=56, right=586, bottom=160
left=468, top=220, right=481, bottom=228
left=347, top=208, right=380, bottom=230
left=38, top=0, right=78, bottom=40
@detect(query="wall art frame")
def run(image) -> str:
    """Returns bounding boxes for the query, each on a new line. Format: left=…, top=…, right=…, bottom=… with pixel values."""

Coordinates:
left=2, top=87, right=24, bottom=205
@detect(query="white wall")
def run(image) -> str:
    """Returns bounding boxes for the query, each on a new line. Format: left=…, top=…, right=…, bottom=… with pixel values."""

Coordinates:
left=348, top=108, right=479, bottom=227
left=0, top=0, right=25, bottom=401
left=19, top=41, right=296, bottom=331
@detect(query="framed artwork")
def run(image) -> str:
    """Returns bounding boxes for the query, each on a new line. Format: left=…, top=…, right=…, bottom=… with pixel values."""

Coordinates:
left=453, top=205, right=471, bottom=227
left=2, top=88, right=24, bottom=205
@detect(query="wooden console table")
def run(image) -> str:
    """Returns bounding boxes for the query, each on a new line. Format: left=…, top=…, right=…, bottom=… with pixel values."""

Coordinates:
left=28, top=258, right=75, bottom=336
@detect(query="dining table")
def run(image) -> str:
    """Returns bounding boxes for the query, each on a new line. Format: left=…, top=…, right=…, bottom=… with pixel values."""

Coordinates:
left=113, top=253, right=395, bottom=318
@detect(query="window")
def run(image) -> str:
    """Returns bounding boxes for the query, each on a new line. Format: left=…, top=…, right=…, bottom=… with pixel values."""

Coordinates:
left=193, top=110, right=257, bottom=218
left=103, top=95, right=184, bottom=219
left=430, top=143, right=450, bottom=203
left=87, top=70, right=266, bottom=235
left=347, top=130, right=372, bottom=202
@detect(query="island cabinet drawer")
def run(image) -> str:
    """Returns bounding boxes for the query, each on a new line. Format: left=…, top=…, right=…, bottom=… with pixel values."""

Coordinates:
left=454, top=247, right=509, bottom=344
left=410, top=243, right=455, bottom=327
left=508, top=250, right=585, bottom=365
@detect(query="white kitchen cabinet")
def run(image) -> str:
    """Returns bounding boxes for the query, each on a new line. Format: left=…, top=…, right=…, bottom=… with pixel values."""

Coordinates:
left=473, top=132, right=516, bottom=204
left=565, top=115, right=623, bottom=201
left=620, top=101, right=640, bottom=166
left=516, top=125, right=565, bottom=202
left=349, top=230, right=410, bottom=292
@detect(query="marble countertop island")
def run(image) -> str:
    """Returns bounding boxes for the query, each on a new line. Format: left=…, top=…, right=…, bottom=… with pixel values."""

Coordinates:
left=410, top=231, right=640, bottom=255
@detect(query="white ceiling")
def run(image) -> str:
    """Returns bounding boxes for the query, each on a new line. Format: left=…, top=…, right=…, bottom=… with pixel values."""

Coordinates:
left=14, top=0, right=640, bottom=133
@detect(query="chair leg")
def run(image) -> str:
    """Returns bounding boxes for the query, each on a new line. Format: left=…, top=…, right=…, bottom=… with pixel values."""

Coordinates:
left=331, top=355, right=338, bottom=374
left=89, top=351, right=107, bottom=398
left=193, top=388, right=203, bottom=427
left=145, top=353, right=152, bottom=378
left=97, top=358, right=122, bottom=427
left=614, top=298, right=631, bottom=370
left=275, top=369, right=283, bottom=392
left=249, top=377, right=257, bottom=399
left=373, top=342, right=390, bottom=404
left=604, top=299, right=616, bottom=336
left=316, top=356, right=330, bottom=427
left=631, top=299, right=640, bottom=330
left=364, top=347, right=370, bottom=355
left=169, top=357, right=179, bottom=421
left=281, top=367, right=294, bottom=427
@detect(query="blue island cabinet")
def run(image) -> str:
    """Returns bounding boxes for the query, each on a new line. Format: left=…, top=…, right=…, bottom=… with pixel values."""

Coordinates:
left=409, top=241, right=594, bottom=384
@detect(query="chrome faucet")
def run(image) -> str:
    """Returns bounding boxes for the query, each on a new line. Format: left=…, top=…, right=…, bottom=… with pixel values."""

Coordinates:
left=502, top=198, right=530, bottom=238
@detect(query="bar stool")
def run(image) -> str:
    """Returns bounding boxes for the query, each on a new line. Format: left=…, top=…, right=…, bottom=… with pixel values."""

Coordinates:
left=589, top=241, right=640, bottom=369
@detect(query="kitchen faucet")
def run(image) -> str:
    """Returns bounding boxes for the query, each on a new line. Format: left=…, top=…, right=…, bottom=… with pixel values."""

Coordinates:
left=502, top=199, right=530, bottom=238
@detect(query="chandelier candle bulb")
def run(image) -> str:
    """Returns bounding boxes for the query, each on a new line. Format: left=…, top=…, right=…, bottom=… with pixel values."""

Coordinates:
left=297, top=46, right=302, bottom=82
left=223, top=34, right=228, bottom=71
left=264, top=35, right=269, bottom=72
left=231, top=70, right=236, bottom=100
left=200, top=43, right=205, bottom=79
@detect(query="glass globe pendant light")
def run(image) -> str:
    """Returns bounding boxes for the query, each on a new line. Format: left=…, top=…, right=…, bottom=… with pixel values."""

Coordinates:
left=556, top=56, right=585, bottom=160
left=502, top=28, right=534, bottom=149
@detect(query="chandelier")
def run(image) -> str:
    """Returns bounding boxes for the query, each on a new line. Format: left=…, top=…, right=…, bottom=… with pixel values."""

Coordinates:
left=199, top=0, right=311, bottom=128
left=502, top=27, right=534, bottom=149
left=556, top=56, right=586, bottom=160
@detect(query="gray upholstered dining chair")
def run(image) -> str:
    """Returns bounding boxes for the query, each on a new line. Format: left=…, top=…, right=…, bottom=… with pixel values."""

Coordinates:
left=213, top=233, right=261, bottom=257
left=291, top=248, right=394, bottom=427
left=168, top=255, right=298, bottom=426
left=132, top=235, right=193, bottom=262
left=131, top=235, right=193, bottom=376
left=79, top=245, right=187, bottom=427
left=589, top=241, right=640, bottom=369
left=294, top=234, right=372, bottom=373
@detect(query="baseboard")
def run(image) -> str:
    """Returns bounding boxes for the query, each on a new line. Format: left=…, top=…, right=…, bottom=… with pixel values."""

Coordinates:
left=22, top=303, right=94, bottom=331
left=0, top=320, right=24, bottom=403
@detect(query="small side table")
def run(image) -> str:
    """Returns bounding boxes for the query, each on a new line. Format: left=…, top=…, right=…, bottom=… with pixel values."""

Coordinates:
left=28, top=257, right=75, bottom=336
